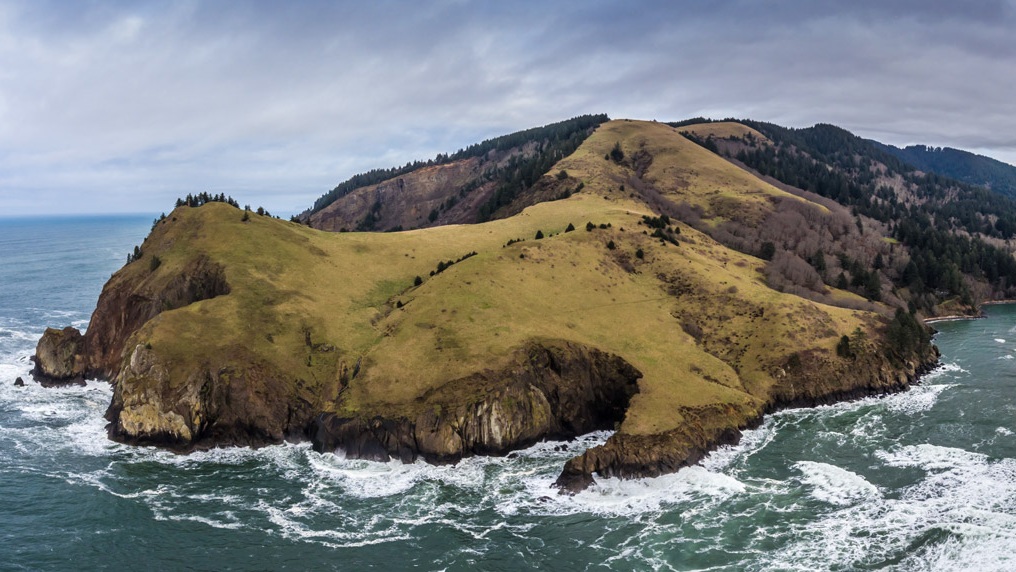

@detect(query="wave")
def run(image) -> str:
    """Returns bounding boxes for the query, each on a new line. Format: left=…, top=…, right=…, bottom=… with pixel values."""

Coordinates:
left=794, top=461, right=881, bottom=506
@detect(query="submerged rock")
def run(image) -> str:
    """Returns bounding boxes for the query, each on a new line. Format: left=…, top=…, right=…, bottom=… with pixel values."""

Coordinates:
left=14, top=376, right=24, bottom=387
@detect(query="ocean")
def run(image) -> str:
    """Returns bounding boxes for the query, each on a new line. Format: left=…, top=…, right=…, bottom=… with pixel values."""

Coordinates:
left=1, top=215, right=1015, bottom=571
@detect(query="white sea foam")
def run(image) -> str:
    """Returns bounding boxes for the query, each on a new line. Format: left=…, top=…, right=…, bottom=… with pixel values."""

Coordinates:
left=882, top=382, right=953, bottom=415
left=534, top=465, right=747, bottom=518
left=996, top=338, right=1007, bottom=344
left=794, top=461, right=881, bottom=506
left=702, top=419, right=778, bottom=472
left=762, top=444, right=1016, bottom=571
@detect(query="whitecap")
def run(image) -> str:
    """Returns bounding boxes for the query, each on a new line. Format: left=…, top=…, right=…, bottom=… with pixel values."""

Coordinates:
left=794, top=461, right=881, bottom=506
left=996, top=338, right=1007, bottom=344
left=702, top=420, right=778, bottom=472
left=534, top=465, right=746, bottom=518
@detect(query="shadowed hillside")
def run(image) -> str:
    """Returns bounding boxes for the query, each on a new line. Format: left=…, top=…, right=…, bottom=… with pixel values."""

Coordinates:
left=302, top=115, right=607, bottom=232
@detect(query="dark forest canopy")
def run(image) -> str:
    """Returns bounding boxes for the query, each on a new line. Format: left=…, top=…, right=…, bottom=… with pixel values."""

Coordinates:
left=873, top=142, right=1016, bottom=199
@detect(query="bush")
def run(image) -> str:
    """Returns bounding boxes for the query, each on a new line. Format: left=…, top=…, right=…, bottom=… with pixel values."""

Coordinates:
left=535, top=230, right=544, bottom=239
left=149, top=255, right=162, bottom=271
left=635, top=248, right=644, bottom=259
left=586, top=221, right=595, bottom=231
left=836, top=334, right=853, bottom=358
left=556, top=170, right=569, bottom=180
left=610, top=142, right=625, bottom=163
left=414, top=276, right=423, bottom=286
left=565, top=223, right=575, bottom=233
left=607, top=240, right=616, bottom=250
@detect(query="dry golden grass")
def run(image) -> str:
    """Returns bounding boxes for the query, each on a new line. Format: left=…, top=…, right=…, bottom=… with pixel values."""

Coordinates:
left=676, top=121, right=770, bottom=142
left=553, top=120, right=823, bottom=227
left=123, top=120, right=883, bottom=440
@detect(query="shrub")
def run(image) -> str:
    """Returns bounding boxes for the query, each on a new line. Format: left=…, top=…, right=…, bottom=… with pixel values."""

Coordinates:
left=586, top=221, right=595, bottom=231
left=414, top=276, right=423, bottom=286
left=635, top=248, right=644, bottom=259
left=610, top=142, right=624, bottom=163
left=607, top=240, right=616, bottom=250
left=565, top=223, right=575, bottom=233
left=836, top=334, right=852, bottom=358
left=556, top=170, right=569, bottom=180
left=149, top=255, right=162, bottom=271
left=535, top=230, right=544, bottom=239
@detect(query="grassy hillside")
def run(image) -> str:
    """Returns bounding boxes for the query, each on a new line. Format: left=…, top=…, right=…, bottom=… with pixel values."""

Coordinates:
left=60, top=119, right=935, bottom=488
left=123, top=131, right=883, bottom=438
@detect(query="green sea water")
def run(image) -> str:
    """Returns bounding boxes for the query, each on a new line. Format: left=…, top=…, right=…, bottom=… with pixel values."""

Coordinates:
left=1, top=216, right=1015, bottom=571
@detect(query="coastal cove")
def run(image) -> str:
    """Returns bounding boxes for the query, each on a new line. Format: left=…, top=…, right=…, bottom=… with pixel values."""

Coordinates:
left=3, top=216, right=1016, bottom=570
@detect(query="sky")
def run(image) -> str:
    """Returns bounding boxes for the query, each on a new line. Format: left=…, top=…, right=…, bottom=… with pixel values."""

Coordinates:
left=3, top=0, right=1016, bottom=217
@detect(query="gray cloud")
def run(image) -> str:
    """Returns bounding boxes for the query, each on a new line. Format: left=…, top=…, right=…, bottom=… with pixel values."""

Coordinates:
left=2, top=0, right=1016, bottom=216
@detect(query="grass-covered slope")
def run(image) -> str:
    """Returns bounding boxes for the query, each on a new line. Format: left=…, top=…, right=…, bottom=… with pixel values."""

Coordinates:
left=35, top=119, right=937, bottom=490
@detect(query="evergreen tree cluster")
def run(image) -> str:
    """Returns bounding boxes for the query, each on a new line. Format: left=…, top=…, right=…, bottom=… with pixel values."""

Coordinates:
left=429, top=251, right=478, bottom=276
left=885, top=308, right=931, bottom=360
left=175, top=192, right=240, bottom=209
left=477, top=115, right=609, bottom=220
left=876, top=142, right=1016, bottom=199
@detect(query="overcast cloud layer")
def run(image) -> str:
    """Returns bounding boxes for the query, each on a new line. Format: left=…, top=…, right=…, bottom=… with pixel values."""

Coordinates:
left=2, top=0, right=1016, bottom=216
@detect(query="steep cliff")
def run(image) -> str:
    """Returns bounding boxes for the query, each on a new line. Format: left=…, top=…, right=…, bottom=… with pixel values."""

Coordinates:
left=33, top=119, right=939, bottom=492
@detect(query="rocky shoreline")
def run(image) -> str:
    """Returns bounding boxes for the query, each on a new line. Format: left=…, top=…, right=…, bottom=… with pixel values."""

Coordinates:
left=554, top=348, right=940, bottom=492
left=27, top=202, right=943, bottom=493
left=31, top=317, right=939, bottom=493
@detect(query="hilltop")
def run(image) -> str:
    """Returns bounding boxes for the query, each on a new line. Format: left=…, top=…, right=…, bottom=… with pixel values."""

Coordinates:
left=33, top=118, right=947, bottom=491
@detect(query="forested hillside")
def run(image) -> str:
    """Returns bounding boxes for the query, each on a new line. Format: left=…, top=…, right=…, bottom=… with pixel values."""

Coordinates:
left=874, top=142, right=1016, bottom=199
left=677, top=120, right=1016, bottom=315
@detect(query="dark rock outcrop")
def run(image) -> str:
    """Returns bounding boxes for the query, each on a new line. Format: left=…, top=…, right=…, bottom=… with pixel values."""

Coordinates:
left=84, top=255, right=229, bottom=380
left=311, top=341, right=642, bottom=463
left=104, top=349, right=318, bottom=451
left=555, top=347, right=940, bottom=493
left=14, top=377, right=24, bottom=387
left=32, top=326, right=86, bottom=384
left=31, top=255, right=229, bottom=385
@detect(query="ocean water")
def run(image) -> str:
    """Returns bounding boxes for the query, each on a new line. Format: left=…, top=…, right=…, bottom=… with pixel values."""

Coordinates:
left=2, top=216, right=1016, bottom=571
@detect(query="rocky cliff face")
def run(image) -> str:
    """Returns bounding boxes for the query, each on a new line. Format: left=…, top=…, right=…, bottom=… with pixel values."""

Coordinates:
left=555, top=345, right=939, bottom=492
left=311, top=342, right=642, bottom=463
left=32, top=254, right=230, bottom=384
left=104, top=344, right=317, bottom=450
